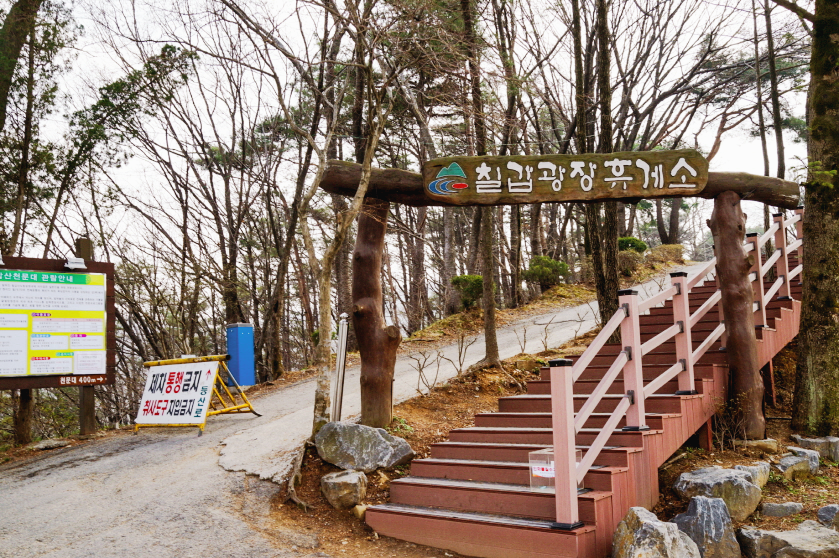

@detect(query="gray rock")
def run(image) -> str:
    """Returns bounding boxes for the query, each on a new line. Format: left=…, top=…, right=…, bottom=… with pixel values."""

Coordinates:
left=737, top=520, right=839, bottom=558
left=761, top=502, right=803, bottom=517
left=776, top=456, right=811, bottom=480
left=673, top=496, right=739, bottom=558
left=788, top=447, right=821, bottom=474
left=320, top=470, right=367, bottom=510
left=791, top=434, right=839, bottom=462
left=613, top=507, right=701, bottom=558
left=674, top=466, right=762, bottom=522
left=735, top=439, right=780, bottom=454
left=30, top=439, right=70, bottom=450
left=314, top=422, right=415, bottom=473
left=818, top=504, right=839, bottom=528
left=735, top=462, right=771, bottom=489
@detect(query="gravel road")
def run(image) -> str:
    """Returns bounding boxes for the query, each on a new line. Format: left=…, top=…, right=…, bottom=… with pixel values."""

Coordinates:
left=0, top=265, right=701, bottom=558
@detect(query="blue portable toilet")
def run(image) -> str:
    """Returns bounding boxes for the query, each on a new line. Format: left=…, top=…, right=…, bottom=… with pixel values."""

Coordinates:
left=226, top=323, right=255, bottom=386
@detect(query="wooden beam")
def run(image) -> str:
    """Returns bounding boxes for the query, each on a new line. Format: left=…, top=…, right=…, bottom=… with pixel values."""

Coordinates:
left=320, top=161, right=801, bottom=209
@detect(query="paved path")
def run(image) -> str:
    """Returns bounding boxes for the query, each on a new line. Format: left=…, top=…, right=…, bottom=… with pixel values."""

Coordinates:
left=0, top=265, right=702, bottom=557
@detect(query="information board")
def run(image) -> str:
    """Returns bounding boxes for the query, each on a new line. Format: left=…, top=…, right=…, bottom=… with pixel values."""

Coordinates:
left=135, top=361, right=219, bottom=425
left=0, top=271, right=107, bottom=377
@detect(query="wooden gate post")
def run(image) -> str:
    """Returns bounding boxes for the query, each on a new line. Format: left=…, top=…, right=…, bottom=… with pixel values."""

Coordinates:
left=619, top=290, right=648, bottom=430
left=708, top=192, right=765, bottom=439
left=670, top=272, right=696, bottom=394
left=352, top=198, right=402, bottom=428
left=75, top=237, right=97, bottom=436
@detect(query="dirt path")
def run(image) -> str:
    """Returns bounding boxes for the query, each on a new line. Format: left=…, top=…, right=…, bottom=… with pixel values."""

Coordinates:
left=0, top=265, right=701, bottom=558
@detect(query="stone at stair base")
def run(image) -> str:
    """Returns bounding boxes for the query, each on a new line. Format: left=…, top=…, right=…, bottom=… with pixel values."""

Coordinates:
left=674, top=466, right=762, bottom=522
left=735, top=462, right=771, bottom=489
left=761, top=502, right=803, bottom=518
left=321, top=470, right=367, bottom=510
left=737, top=520, right=839, bottom=558
left=613, top=507, right=700, bottom=558
left=672, top=496, right=739, bottom=558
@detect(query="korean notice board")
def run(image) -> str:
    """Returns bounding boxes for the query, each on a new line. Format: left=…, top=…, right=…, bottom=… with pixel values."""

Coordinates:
left=0, top=256, right=115, bottom=390
left=135, top=361, right=219, bottom=427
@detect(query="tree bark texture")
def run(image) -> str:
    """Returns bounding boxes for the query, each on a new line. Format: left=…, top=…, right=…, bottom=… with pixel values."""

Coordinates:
left=0, top=0, right=41, bottom=134
left=708, top=191, right=765, bottom=440
left=353, top=198, right=401, bottom=427
left=793, top=0, right=839, bottom=435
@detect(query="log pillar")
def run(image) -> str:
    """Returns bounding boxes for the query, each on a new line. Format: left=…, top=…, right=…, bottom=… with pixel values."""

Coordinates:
left=708, top=191, right=765, bottom=439
left=352, top=198, right=401, bottom=428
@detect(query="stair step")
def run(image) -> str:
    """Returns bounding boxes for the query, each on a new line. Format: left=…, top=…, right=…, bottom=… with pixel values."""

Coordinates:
left=529, top=376, right=711, bottom=394
left=411, top=457, right=626, bottom=490
left=474, top=411, right=672, bottom=430
left=389, top=476, right=610, bottom=522
left=498, top=394, right=685, bottom=414
left=429, top=441, right=640, bottom=467
left=365, top=503, right=596, bottom=558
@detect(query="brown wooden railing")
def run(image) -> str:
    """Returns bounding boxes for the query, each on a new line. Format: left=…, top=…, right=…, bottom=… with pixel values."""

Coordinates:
left=548, top=206, right=804, bottom=529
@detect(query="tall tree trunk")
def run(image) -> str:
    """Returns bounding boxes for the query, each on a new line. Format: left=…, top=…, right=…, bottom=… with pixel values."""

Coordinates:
left=597, top=0, right=620, bottom=323
left=793, top=0, right=839, bottom=435
left=709, top=191, right=765, bottom=439
left=765, top=0, right=786, bottom=180
left=354, top=199, right=401, bottom=427
left=0, top=0, right=41, bottom=133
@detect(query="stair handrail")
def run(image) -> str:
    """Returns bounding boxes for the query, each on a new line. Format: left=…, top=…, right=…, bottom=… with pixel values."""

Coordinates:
left=550, top=206, right=805, bottom=530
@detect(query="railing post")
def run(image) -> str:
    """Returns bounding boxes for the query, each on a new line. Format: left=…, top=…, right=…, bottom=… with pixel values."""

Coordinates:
left=746, top=232, right=767, bottom=328
left=773, top=213, right=791, bottom=299
left=795, top=206, right=804, bottom=269
left=549, top=358, right=582, bottom=530
left=619, top=290, right=648, bottom=430
left=670, top=272, right=696, bottom=394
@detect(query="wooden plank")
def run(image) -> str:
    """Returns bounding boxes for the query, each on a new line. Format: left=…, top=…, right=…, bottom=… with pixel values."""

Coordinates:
left=422, top=149, right=708, bottom=206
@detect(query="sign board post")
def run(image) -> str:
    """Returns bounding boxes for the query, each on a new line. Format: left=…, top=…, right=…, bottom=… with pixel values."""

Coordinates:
left=134, top=354, right=260, bottom=436
left=76, top=237, right=96, bottom=435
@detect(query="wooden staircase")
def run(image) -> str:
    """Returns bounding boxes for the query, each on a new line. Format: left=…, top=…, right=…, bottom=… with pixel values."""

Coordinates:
left=366, top=211, right=804, bottom=558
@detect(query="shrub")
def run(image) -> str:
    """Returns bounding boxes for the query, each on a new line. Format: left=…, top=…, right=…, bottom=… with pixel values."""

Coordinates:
left=451, top=275, right=483, bottom=309
left=618, top=250, right=644, bottom=277
left=648, top=244, right=684, bottom=264
left=618, top=237, right=647, bottom=253
left=522, top=256, right=571, bottom=291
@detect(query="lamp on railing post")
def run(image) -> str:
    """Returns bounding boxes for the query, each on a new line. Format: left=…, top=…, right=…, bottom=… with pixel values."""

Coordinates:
left=549, top=358, right=583, bottom=530
left=618, top=290, right=648, bottom=430
left=746, top=232, right=767, bottom=328
left=670, top=272, right=697, bottom=395
left=773, top=213, right=791, bottom=299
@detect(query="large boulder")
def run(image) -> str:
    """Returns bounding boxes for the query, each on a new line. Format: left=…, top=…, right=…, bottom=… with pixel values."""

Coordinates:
left=735, top=462, right=771, bottom=489
left=674, top=466, right=762, bottom=522
left=791, top=434, right=839, bottom=462
left=776, top=456, right=811, bottom=481
left=819, top=504, right=839, bottom=528
left=613, top=507, right=700, bottom=558
left=787, top=447, right=821, bottom=474
left=320, top=470, right=367, bottom=510
left=314, top=422, right=415, bottom=473
left=672, top=496, right=739, bottom=558
left=738, top=520, right=839, bottom=558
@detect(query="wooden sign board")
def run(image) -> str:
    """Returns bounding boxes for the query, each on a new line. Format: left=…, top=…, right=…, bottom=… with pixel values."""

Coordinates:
left=422, top=149, right=709, bottom=206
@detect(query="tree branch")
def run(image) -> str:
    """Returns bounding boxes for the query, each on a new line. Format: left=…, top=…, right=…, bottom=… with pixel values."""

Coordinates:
left=769, top=0, right=815, bottom=22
